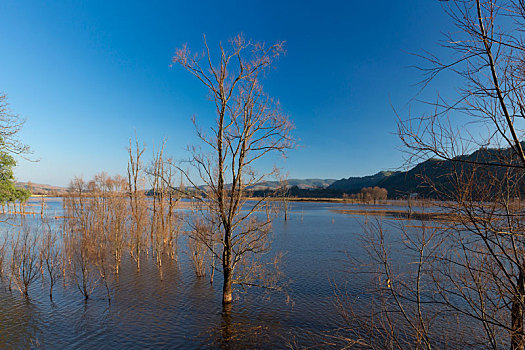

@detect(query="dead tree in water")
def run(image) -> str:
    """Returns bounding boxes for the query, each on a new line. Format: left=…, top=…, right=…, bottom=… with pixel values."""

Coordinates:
left=127, top=137, right=148, bottom=271
left=148, top=142, right=182, bottom=278
left=40, top=219, right=61, bottom=299
left=172, top=34, right=293, bottom=305
left=187, top=226, right=208, bottom=278
left=87, top=174, right=115, bottom=302
left=63, top=177, right=98, bottom=300
left=10, top=223, right=40, bottom=296
left=0, top=235, right=7, bottom=283
left=164, top=160, right=182, bottom=262
left=105, top=175, right=127, bottom=275
left=342, top=1, right=525, bottom=349
left=277, top=177, right=291, bottom=221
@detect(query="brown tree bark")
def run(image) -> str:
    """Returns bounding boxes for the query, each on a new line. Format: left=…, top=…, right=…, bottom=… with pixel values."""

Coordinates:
left=512, top=268, right=525, bottom=350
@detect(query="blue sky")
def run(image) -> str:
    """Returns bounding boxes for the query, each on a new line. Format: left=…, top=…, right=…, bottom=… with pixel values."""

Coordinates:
left=0, top=0, right=455, bottom=186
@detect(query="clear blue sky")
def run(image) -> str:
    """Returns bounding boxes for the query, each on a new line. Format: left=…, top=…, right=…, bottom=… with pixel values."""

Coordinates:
left=0, top=0, right=455, bottom=186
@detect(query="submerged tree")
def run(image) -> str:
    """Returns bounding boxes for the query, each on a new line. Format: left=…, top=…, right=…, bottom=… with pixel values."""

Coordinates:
left=147, top=140, right=182, bottom=279
left=172, top=35, right=293, bottom=305
left=345, top=1, right=525, bottom=349
left=276, top=176, right=291, bottom=221
left=63, top=177, right=99, bottom=300
left=40, top=219, right=61, bottom=299
left=127, top=137, right=148, bottom=272
left=10, top=223, right=40, bottom=296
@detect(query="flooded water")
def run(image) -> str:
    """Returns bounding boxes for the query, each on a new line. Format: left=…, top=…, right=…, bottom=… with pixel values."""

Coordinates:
left=0, top=198, right=404, bottom=349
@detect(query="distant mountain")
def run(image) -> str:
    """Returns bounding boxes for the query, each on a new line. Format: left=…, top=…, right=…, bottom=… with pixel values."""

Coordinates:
left=327, top=145, right=524, bottom=198
left=14, top=178, right=336, bottom=197
left=328, top=171, right=400, bottom=192
left=249, top=178, right=337, bottom=191
left=16, top=182, right=68, bottom=196
left=326, top=163, right=449, bottom=196
left=20, top=145, right=520, bottom=199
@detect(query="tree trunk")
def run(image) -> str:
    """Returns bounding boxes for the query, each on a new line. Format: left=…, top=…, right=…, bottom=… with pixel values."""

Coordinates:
left=222, top=267, right=233, bottom=304
left=221, top=302, right=233, bottom=346
left=222, top=235, right=233, bottom=304
left=210, top=243, right=215, bottom=285
left=511, top=268, right=525, bottom=350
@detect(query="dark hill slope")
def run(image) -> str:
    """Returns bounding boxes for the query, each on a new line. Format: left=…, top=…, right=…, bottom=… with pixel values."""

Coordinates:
left=328, top=145, right=524, bottom=198
left=328, top=171, right=400, bottom=192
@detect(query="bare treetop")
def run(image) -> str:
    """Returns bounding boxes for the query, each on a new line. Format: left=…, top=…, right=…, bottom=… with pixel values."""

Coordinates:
left=0, top=93, right=30, bottom=156
left=172, top=35, right=294, bottom=191
left=172, top=34, right=293, bottom=305
left=172, top=34, right=285, bottom=97
left=399, top=0, right=525, bottom=168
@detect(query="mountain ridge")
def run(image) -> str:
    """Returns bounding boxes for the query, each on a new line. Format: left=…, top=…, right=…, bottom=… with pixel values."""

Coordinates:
left=18, top=145, right=519, bottom=198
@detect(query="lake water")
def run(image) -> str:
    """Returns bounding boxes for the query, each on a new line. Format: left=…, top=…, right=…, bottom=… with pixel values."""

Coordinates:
left=0, top=198, right=408, bottom=349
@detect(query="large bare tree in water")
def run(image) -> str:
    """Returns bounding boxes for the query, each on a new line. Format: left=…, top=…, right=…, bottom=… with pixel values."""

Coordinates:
left=172, top=35, right=293, bottom=305
left=338, top=1, right=525, bottom=349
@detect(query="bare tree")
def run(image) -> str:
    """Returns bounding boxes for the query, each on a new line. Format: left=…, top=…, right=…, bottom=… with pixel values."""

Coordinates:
left=335, top=217, right=470, bottom=349
left=127, top=136, right=148, bottom=271
left=0, top=93, right=30, bottom=156
left=67, top=233, right=98, bottom=301
left=147, top=141, right=182, bottom=279
left=10, top=223, right=40, bottom=296
left=105, top=175, right=128, bottom=274
left=172, top=34, right=294, bottom=304
left=0, top=235, right=7, bottom=283
left=347, top=1, right=525, bottom=349
left=187, top=218, right=210, bottom=278
left=276, top=176, right=291, bottom=221
left=40, top=219, right=61, bottom=299
left=63, top=177, right=99, bottom=300
left=360, top=187, right=388, bottom=205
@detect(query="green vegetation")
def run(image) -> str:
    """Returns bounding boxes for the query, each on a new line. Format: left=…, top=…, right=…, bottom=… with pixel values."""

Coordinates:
left=0, top=93, right=31, bottom=209
left=0, top=152, right=31, bottom=206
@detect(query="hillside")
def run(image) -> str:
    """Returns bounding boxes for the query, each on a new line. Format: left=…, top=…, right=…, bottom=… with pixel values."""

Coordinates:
left=248, top=178, right=337, bottom=191
left=18, top=146, right=520, bottom=199
left=326, top=145, right=523, bottom=198
left=16, top=182, right=69, bottom=196
left=328, top=171, right=400, bottom=192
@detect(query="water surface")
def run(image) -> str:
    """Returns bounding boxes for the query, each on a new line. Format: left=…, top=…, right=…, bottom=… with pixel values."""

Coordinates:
left=0, top=198, right=401, bottom=349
